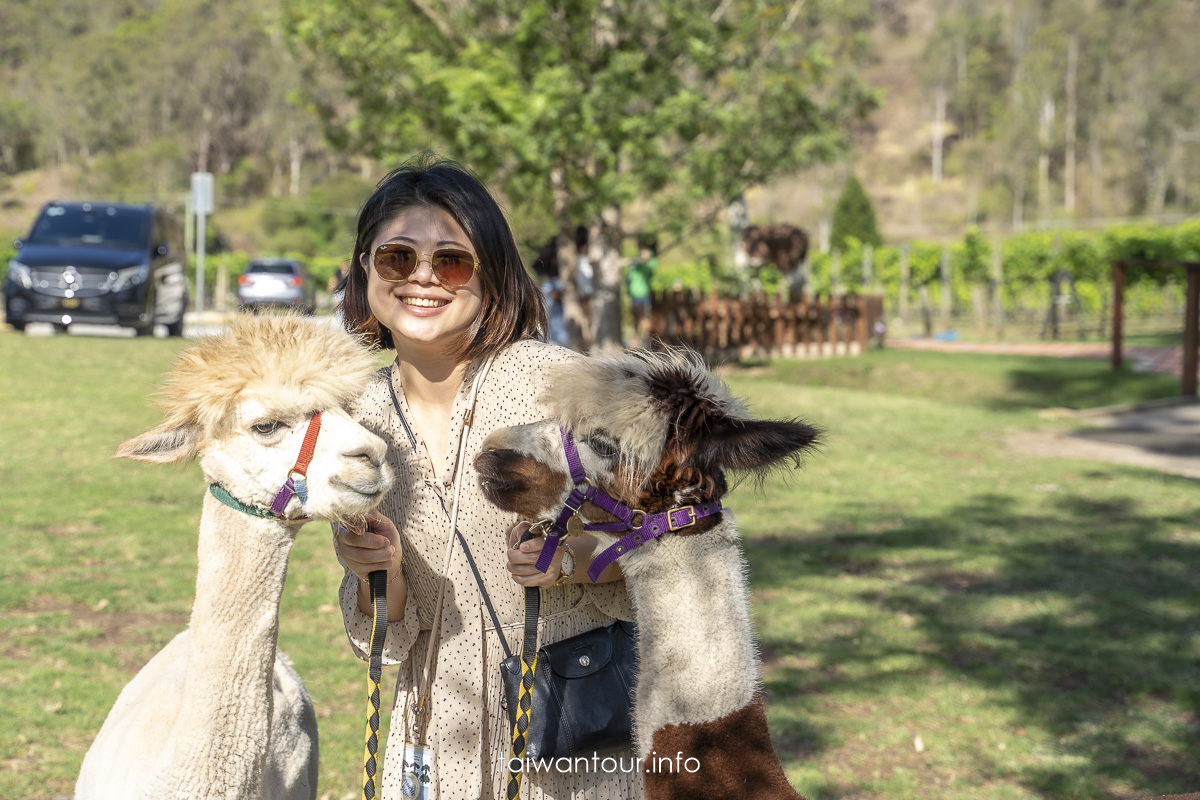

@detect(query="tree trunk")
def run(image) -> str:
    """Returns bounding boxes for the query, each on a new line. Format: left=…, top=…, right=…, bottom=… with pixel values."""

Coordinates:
left=1012, top=171, right=1025, bottom=232
left=1151, top=130, right=1180, bottom=216
left=1089, top=60, right=1110, bottom=216
left=1064, top=35, right=1078, bottom=214
left=196, top=106, right=213, bottom=173
left=728, top=193, right=749, bottom=271
left=289, top=136, right=302, bottom=198
left=591, top=205, right=624, bottom=353
left=932, top=86, right=946, bottom=185
left=1037, top=94, right=1054, bottom=219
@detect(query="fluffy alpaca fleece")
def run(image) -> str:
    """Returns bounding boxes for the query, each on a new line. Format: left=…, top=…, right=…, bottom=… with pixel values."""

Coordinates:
left=474, top=348, right=820, bottom=800
left=76, top=315, right=392, bottom=800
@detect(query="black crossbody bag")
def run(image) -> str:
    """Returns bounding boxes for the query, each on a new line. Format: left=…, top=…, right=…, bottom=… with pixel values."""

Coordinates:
left=463, top=529, right=638, bottom=761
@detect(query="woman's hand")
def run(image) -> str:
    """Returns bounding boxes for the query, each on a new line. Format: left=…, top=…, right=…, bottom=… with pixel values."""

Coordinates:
left=335, top=509, right=403, bottom=587
left=507, top=521, right=567, bottom=588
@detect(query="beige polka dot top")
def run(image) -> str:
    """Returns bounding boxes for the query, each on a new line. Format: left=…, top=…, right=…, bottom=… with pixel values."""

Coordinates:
left=338, top=339, right=644, bottom=800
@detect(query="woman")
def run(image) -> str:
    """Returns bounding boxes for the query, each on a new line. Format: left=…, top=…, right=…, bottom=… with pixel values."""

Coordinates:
left=332, top=154, right=642, bottom=800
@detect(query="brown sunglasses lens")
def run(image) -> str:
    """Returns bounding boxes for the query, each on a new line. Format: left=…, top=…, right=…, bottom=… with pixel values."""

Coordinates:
left=373, top=244, right=475, bottom=287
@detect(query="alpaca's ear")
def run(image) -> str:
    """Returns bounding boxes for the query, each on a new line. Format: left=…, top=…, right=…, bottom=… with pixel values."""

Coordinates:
left=116, top=423, right=201, bottom=464
left=694, top=418, right=821, bottom=473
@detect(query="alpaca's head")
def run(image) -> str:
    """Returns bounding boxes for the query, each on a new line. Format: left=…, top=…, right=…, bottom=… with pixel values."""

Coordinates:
left=117, top=315, right=392, bottom=524
left=474, top=348, right=820, bottom=538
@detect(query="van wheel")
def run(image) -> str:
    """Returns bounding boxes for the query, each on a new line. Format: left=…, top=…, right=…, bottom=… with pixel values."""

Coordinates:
left=9, top=321, right=26, bottom=332
left=166, top=317, right=184, bottom=337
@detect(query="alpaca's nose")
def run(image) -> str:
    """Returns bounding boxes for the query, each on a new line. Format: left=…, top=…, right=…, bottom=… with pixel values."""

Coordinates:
left=345, top=440, right=386, bottom=468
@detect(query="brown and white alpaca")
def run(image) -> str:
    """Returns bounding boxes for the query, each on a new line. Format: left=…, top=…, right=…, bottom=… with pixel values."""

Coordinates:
left=474, top=348, right=819, bottom=800
left=76, top=315, right=392, bottom=800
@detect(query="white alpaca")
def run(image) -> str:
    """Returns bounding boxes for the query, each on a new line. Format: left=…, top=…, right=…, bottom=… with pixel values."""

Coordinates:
left=475, top=349, right=819, bottom=800
left=76, top=316, right=392, bottom=800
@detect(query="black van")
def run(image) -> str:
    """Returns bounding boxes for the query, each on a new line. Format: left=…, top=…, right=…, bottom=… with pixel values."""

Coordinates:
left=5, top=201, right=188, bottom=335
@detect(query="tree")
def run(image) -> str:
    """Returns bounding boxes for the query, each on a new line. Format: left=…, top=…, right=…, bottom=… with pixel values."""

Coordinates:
left=829, top=174, right=881, bottom=252
left=283, top=0, right=877, bottom=350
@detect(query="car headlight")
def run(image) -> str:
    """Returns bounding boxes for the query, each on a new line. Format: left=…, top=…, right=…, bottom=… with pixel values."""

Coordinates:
left=109, top=264, right=148, bottom=292
left=7, top=259, right=32, bottom=289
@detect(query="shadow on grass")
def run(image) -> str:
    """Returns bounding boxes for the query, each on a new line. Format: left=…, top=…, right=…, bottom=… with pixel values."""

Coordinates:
left=748, top=483, right=1200, bottom=797
left=996, top=364, right=1180, bottom=411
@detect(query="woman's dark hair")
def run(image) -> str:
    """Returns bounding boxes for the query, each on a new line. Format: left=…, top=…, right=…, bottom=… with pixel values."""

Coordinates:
left=341, top=153, right=547, bottom=359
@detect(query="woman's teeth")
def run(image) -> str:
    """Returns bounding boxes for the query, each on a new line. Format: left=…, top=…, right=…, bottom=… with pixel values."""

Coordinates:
left=403, top=297, right=448, bottom=308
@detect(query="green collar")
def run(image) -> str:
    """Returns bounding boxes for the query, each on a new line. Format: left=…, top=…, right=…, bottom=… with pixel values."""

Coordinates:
left=208, top=484, right=305, bottom=520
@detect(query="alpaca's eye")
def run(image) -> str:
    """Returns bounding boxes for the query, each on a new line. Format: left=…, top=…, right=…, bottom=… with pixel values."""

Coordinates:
left=584, top=431, right=620, bottom=459
left=250, top=421, right=285, bottom=436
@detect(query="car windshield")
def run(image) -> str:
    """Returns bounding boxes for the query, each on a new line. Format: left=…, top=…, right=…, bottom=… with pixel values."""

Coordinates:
left=27, top=204, right=150, bottom=249
left=247, top=263, right=300, bottom=275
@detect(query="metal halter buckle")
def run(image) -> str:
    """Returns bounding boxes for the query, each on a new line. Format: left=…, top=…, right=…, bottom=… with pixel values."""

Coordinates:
left=667, top=506, right=697, bottom=531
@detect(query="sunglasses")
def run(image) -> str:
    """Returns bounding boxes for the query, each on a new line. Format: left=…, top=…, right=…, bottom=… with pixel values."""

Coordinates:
left=368, top=242, right=479, bottom=289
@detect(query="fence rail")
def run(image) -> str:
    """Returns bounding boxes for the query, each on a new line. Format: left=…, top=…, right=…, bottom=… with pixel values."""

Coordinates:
left=648, top=290, right=886, bottom=362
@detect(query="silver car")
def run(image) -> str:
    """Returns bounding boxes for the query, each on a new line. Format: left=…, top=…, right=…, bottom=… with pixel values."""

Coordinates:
left=237, top=258, right=315, bottom=314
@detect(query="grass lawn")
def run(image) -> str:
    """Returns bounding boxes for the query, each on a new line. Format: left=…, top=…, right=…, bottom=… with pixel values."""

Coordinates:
left=1, top=331, right=1196, bottom=799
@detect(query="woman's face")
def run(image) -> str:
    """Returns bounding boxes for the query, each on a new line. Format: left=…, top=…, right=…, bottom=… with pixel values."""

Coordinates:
left=361, top=205, right=483, bottom=358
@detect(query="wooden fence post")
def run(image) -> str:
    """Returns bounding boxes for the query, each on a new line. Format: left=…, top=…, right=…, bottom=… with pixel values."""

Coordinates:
left=1184, top=264, right=1199, bottom=396
left=939, top=246, right=952, bottom=331
left=1111, top=261, right=1125, bottom=370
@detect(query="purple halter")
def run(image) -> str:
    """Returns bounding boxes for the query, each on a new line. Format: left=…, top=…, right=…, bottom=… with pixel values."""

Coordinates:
left=533, top=427, right=722, bottom=583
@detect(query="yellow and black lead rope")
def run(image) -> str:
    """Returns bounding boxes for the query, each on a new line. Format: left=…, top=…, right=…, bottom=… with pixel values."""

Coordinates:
left=363, top=570, right=389, bottom=800
left=506, top=529, right=542, bottom=800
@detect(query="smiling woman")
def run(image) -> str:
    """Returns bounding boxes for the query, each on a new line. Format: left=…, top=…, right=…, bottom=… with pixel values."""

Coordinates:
left=331, top=154, right=643, bottom=800
left=360, top=205, right=484, bottom=358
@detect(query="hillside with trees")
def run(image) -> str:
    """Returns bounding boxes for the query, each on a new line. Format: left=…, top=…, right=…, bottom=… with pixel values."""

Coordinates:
left=2, top=0, right=1198, bottom=342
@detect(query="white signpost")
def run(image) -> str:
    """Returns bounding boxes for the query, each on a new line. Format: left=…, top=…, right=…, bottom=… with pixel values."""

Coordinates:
left=191, top=172, right=214, bottom=316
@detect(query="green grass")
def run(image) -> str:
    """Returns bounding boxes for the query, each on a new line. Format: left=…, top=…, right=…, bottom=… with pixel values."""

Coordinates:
left=720, top=353, right=1198, bottom=798
left=1, top=330, right=1196, bottom=799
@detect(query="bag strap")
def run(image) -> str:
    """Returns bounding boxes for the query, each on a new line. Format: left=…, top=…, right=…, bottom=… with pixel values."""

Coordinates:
left=506, top=529, right=541, bottom=800
left=454, top=527, right=514, bottom=660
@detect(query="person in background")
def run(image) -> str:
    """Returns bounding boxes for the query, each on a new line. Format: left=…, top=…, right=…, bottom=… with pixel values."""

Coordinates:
left=625, top=235, right=657, bottom=347
left=532, top=237, right=568, bottom=347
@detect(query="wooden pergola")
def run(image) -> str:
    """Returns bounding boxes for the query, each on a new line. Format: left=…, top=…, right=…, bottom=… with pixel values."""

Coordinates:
left=1110, top=260, right=1200, bottom=396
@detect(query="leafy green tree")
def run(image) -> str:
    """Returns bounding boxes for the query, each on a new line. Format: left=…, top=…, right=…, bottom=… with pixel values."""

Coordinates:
left=829, top=174, right=882, bottom=252
left=283, top=0, right=877, bottom=349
